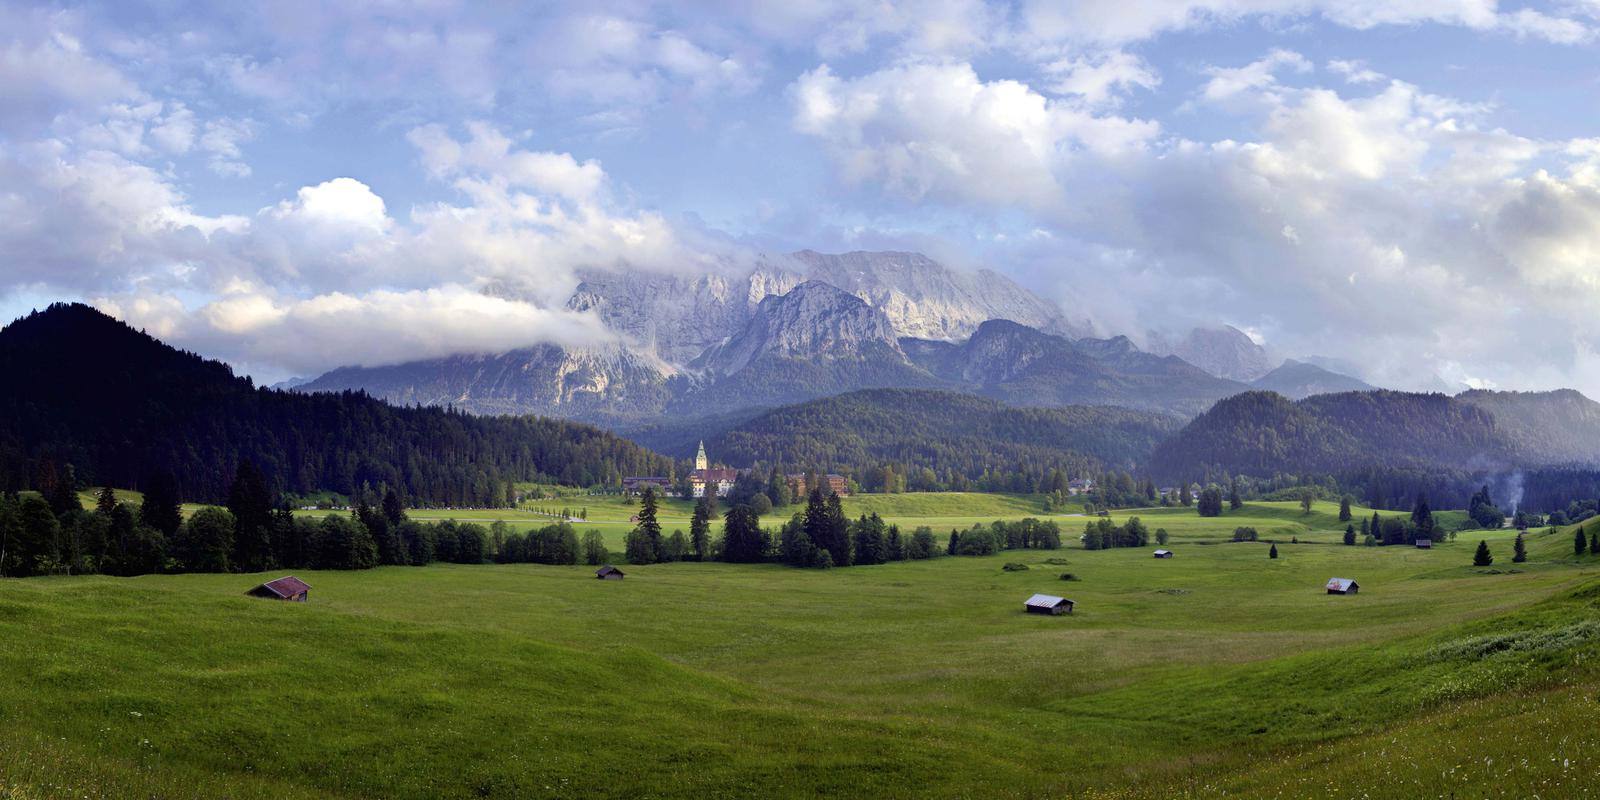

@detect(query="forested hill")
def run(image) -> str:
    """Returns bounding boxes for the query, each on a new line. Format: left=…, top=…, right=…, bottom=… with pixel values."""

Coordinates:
left=1148, top=390, right=1518, bottom=480
left=0, top=304, right=676, bottom=505
left=704, top=388, right=1181, bottom=491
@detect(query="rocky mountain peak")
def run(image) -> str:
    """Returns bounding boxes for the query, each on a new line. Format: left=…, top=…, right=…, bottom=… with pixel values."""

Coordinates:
left=1148, top=325, right=1277, bottom=382
left=694, top=280, right=904, bottom=376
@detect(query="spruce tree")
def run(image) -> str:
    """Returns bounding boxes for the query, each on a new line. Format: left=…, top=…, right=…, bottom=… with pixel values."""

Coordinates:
left=1228, top=477, right=1243, bottom=510
left=720, top=505, right=766, bottom=563
left=227, top=460, right=274, bottom=572
left=95, top=486, right=117, bottom=517
left=1269, top=543, right=1278, bottom=559
left=1578, top=527, right=1590, bottom=557
left=1338, top=496, right=1352, bottom=522
left=1343, top=524, right=1356, bottom=546
left=628, top=488, right=663, bottom=564
left=1591, top=530, right=1599, bottom=556
left=690, top=494, right=715, bottom=561
left=1512, top=532, right=1527, bottom=563
left=138, top=470, right=183, bottom=538
left=1473, top=540, right=1493, bottom=567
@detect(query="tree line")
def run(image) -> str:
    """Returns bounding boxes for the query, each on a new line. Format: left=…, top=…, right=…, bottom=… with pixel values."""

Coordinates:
left=0, top=304, right=676, bottom=508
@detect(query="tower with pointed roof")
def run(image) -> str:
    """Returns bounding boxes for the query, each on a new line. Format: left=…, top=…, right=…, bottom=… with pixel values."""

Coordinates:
left=695, top=441, right=709, bottom=471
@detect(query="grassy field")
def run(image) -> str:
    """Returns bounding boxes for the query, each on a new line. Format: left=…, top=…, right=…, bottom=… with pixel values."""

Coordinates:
left=3, top=503, right=1599, bottom=798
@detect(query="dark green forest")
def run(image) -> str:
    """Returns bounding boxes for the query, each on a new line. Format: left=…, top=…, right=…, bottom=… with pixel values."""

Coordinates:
left=0, top=304, right=676, bottom=506
left=703, top=388, right=1180, bottom=492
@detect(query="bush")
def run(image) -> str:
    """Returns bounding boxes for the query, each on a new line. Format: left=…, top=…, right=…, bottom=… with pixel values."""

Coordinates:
left=1059, top=572, right=1080, bottom=581
left=1001, top=562, right=1029, bottom=572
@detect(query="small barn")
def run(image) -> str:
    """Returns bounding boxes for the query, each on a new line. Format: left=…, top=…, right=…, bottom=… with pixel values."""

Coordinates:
left=1414, top=538, right=1433, bottom=549
left=1024, top=593, right=1074, bottom=615
left=247, top=575, right=310, bottom=602
left=1153, top=549, right=1173, bottom=559
left=596, top=565, right=625, bottom=580
left=1326, top=577, right=1359, bottom=595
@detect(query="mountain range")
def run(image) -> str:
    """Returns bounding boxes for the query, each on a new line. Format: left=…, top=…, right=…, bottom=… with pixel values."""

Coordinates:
left=299, top=250, right=1371, bottom=424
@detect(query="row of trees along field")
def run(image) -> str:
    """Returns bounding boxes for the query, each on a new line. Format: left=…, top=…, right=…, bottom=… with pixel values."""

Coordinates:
left=0, top=460, right=621, bottom=577
left=618, top=488, right=1064, bottom=569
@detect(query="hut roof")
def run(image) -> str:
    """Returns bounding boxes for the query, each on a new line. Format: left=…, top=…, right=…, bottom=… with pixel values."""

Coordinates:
left=596, top=565, right=625, bottom=577
left=1025, top=593, right=1072, bottom=609
left=1326, top=577, right=1358, bottom=592
left=254, top=576, right=310, bottom=598
left=1154, top=549, right=1172, bottom=556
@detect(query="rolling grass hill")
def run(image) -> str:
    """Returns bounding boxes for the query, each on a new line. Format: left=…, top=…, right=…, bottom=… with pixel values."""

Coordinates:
left=4, top=506, right=1599, bottom=798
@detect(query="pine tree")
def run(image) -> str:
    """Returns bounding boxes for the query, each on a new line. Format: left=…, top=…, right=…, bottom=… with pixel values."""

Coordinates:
left=1473, top=540, right=1493, bottom=567
left=720, top=505, right=766, bottom=563
left=1512, top=532, right=1527, bottom=563
left=1338, top=496, right=1352, bottom=522
left=1228, top=477, right=1243, bottom=510
left=227, top=460, right=275, bottom=572
left=1343, top=524, right=1356, bottom=546
left=95, top=486, right=117, bottom=517
left=690, top=494, right=715, bottom=562
left=1591, top=530, right=1599, bottom=556
left=1577, top=527, right=1590, bottom=557
left=1179, top=484, right=1193, bottom=507
left=1269, top=543, right=1278, bottom=559
left=627, top=488, right=664, bottom=565
left=138, top=470, right=183, bottom=538
left=381, top=489, right=406, bottom=525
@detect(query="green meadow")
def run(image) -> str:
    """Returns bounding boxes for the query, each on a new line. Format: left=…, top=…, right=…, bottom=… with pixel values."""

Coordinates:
left=6, top=498, right=1599, bottom=798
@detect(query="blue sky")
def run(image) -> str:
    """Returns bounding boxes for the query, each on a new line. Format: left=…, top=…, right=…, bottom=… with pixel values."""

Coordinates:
left=3, top=1, right=1600, bottom=392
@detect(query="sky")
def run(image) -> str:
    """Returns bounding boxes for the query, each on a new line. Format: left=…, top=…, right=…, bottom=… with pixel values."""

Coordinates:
left=4, top=1, right=1600, bottom=393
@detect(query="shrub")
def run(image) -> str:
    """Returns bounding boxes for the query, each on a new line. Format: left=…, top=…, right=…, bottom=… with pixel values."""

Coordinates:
left=1001, top=562, right=1029, bottom=572
left=1059, top=573, right=1080, bottom=581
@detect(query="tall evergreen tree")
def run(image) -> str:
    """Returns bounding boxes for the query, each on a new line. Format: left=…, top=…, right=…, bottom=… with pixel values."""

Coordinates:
left=1591, top=530, right=1599, bottom=556
left=1228, top=477, right=1243, bottom=510
left=95, top=486, right=117, bottom=517
left=1473, top=540, right=1494, bottom=567
left=1268, top=543, right=1278, bottom=559
left=227, top=460, right=275, bottom=572
left=626, top=488, right=664, bottom=565
left=1577, top=527, right=1590, bottom=557
left=1343, top=524, right=1356, bottom=546
left=720, top=504, right=766, bottom=563
left=850, top=513, right=888, bottom=566
left=381, top=489, right=406, bottom=526
left=690, top=494, right=716, bottom=562
left=1512, top=532, right=1527, bottom=563
left=139, top=470, right=183, bottom=538
left=1338, top=496, right=1352, bottom=522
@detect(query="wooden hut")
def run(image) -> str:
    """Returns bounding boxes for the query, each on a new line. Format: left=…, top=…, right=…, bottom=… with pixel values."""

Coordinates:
left=1414, top=538, right=1433, bottom=549
left=596, top=565, right=626, bottom=580
left=246, top=575, right=310, bottom=602
left=1024, top=593, right=1074, bottom=615
left=1325, top=577, right=1359, bottom=595
left=1153, top=549, right=1173, bottom=558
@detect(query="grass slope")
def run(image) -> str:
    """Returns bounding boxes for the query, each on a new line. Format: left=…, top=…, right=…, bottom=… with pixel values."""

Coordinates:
left=4, top=507, right=1600, bottom=798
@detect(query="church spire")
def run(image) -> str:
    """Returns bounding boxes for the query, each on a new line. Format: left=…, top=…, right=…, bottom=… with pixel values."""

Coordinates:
left=695, top=440, right=708, bottom=471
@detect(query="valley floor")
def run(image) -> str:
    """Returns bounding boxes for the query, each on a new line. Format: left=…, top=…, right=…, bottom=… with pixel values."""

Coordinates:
left=3, top=505, right=1599, bottom=798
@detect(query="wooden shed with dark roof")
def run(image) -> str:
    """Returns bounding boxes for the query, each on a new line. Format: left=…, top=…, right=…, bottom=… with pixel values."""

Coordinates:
left=247, top=576, right=310, bottom=602
left=596, top=565, right=625, bottom=580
